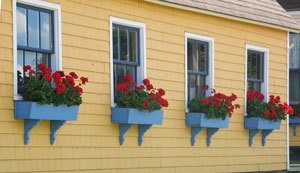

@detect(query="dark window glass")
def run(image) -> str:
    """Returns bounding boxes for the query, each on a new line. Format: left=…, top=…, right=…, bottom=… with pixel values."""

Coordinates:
left=187, top=39, right=209, bottom=101
left=112, top=24, right=140, bottom=101
left=16, top=3, right=54, bottom=94
left=247, top=50, right=264, bottom=92
left=289, top=33, right=300, bottom=105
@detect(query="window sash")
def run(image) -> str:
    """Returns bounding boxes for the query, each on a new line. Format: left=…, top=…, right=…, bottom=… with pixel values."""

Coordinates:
left=247, top=50, right=264, bottom=92
left=187, top=39, right=209, bottom=102
left=187, top=73, right=206, bottom=102
left=17, top=3, right=54, bottom=53
left=112, top=24, right=140, bottom=66
left=187, top=39, right=208, bottom=75
left=247, top=50, right=264, bottom=82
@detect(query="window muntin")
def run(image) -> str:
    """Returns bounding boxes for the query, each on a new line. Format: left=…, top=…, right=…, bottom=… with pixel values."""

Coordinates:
left=289, top=33, right=300, bottom=105
left=16, top=3, right=54, bottom=94
left=187, top=39, right=209, bottom=101
left=112, top=24, right=140, bottom=100
left=247, top=50, right=264, bottom=92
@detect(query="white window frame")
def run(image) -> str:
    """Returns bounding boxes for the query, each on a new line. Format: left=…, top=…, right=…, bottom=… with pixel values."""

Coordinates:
left=185, top=32, right=214, bottom=112
left=13, top=0, right=62, bottom=100
left=245, top=44, right=269, bottom=114
left=110, top=16, right=146, bottom=107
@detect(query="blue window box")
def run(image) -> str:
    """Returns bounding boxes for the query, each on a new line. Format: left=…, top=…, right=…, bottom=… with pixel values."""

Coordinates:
left=112, top=108, right=164, bottom=146
left=186, top=113, right=229, bottom=146
left=289, top=117, right=300, bottom=136
left=14, top=101, right=79, bottom=145
left=244, top=117, right=281, bottom=146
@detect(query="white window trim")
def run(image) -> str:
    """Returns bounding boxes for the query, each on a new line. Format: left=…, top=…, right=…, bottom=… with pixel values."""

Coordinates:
left=13, top=0, right=62, bottom=100
left=185, top=32, right=214, bottom=113
left=244, top=44, right=269, bottom=115
left=110, top=16, right=146, bottom=107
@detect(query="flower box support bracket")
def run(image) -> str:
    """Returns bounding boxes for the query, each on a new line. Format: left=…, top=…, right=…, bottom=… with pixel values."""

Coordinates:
left=191, top=127, right=204, bottom=146
left=190, top=127, right=220, bottom=146
left=50, top=120, right=66, bottom=145
left=248, top=129, right=274, bottom=146
left=24, top=119, right=41, bottom=145
left=249, top=129, right=260, bottom=146
left=207, top=128, right=219, bottom=147
left=138, top=125, right=152, bottom=146
left=119, top=124, right=134, bottom=145
left=262, top=130, right=273, bottom=146
left=291, top=124, right=297, bottom=136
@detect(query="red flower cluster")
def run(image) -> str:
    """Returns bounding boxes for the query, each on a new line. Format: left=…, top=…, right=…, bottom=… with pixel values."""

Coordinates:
left=23, top=63, right=88, bottom=95
left=201, top=91, right=240, bottom=117
left=247, top=90, right=293, bottom=120
left=116, top=75, right=168, bottom=111
left=263, top=95, right=294, bottom=119
left=247, top=90, right=264, bottom=102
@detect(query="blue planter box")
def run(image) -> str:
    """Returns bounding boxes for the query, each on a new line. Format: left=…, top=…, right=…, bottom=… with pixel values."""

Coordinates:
left=186, top=113, right=229, bottom=146
left=112, top=108, right=164, bottom=146
left=289, top=117, right=300, bottom=136
left=244, top=117, right=281, bottom=146
left=14, top=101, right=79, bottom=145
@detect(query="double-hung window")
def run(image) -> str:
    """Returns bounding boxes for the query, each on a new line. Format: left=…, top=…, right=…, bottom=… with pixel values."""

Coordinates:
left=245, top=44, right=268, bottom=103
left=14, top=0, right=61, bottom=98
left=289, top=33, right=300, bottom=105
left=247, top=50, right=264, bottom=92
left=187, top=39, right=209, bottom=101
left=113, top=24, right=139, bottom=99
left=16, top=3, right=54, bottom=93
left=185, top=33, right=214, bottom=111
left=110, top=17, right=146, bottom=105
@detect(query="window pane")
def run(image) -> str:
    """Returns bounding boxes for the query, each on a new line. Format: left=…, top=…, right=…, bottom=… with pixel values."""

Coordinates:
left=113, top=27, right=119, bottom=60
left=126, top=65, right=136, bottom=82
left=188, top=74, right=205, bottom=101
left=17, top=50, right=24, bottom=93
left=129, top=31, right=138, bottom=62
left=290, top=72, right=300, bottom=104
left=199, top=44, right=206, bottom=72
left=247, top=51, right=263, bottom=82
left=187, top=41, right=193, bottom=71
left=120, top=28, right=128, bottom=61
left=17, top=7, right=27, bottom=46
left=25, top=51, right=36, bottom=73
left=248, top=81, right=260, bottom=92
left=40, top=12, right=51, bottom=50
left=192, top=42, right=199, bottom=72
left=28, top=9, right=39, bottom=48
left=257, top=53, right=262, bottom=80
left=290, top=33, right=300, bottom=69
left=116, top=64, right=126, bottom=85
left=37, top=53, right=48, bottom=66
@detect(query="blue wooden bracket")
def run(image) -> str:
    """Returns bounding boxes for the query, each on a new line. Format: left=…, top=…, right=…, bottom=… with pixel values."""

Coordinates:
left=249, top=129, right=260, bottom=146
left=292, top=124, right=297, bottom=136
left=119, top=124, right=133, bottom=145
left=50, top=120, right=66, bottom=145
left=191, top=127, right=204, bottom=146
left=138, top=125, right=152, bottom=146
left=262, top=130, right=273, bottom=146
left=24, top=119, right=41, bottom=145
left=207, top=128, right=219, bottom=147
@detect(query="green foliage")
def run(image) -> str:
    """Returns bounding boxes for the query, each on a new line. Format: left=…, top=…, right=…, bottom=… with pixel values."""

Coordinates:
left=188, top=88, right=239, bottom=120
left=22, top=64, right=87, bottom=107
left=116, top=76, right=168, bottom=112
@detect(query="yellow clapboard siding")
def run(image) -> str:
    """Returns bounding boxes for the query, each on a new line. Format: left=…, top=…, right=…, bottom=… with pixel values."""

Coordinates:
left=0, top=0, right=290, bottom=172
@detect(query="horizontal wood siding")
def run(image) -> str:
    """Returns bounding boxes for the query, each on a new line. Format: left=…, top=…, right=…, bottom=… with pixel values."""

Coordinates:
left=0, top=0, right=288, bottom=172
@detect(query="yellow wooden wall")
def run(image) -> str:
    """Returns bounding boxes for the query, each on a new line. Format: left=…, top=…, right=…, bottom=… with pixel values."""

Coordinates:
left=0, top=0, right=288, bottom=172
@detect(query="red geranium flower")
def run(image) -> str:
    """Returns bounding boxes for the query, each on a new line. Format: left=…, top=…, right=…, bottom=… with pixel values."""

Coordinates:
left=69, top=72, right=78, bottom=79
left=143, top=100, right=150, bottom=109
left=55, top=85, right=65, bottom=94
left=80, top=77, right=88, bottom=84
